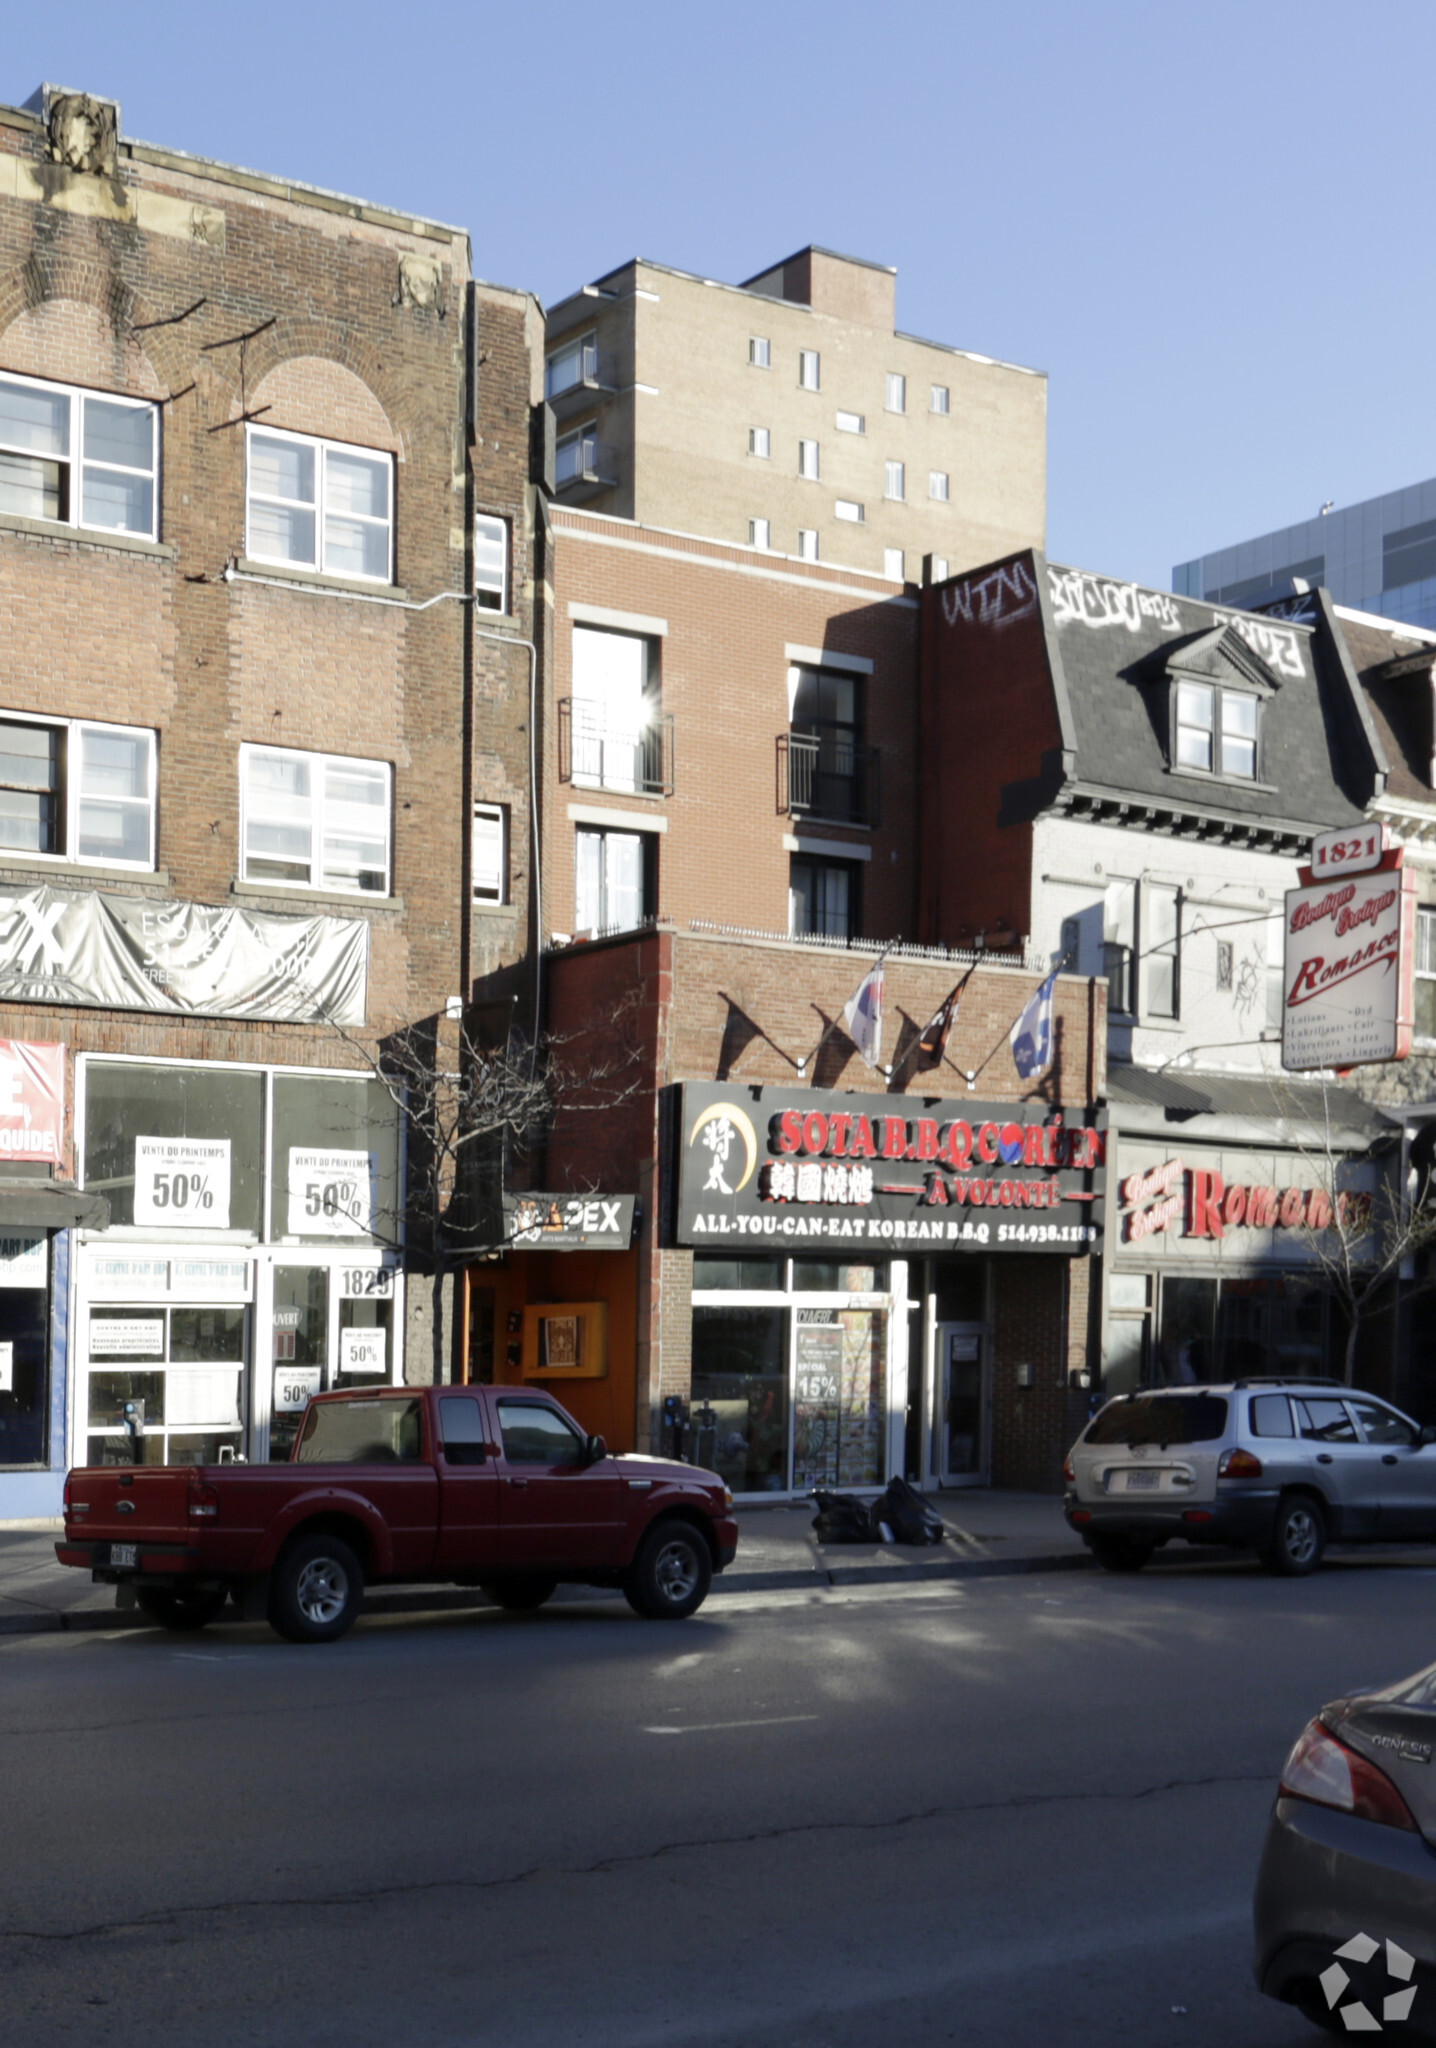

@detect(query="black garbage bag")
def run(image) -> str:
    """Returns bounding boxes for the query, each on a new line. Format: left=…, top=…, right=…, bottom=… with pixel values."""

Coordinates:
left=873, top=1476, right=946, bottom=1547
left=811, top=1489, right=879, bottom=1544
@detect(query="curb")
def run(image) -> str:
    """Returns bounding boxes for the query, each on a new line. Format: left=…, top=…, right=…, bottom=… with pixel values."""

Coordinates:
left=0, top=1549, right=1094, bottom=1637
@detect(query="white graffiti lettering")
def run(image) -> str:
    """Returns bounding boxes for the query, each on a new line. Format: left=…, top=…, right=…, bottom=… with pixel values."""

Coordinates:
left=1046, top=568, right=1181, bottom=634
left=1209, top=609, right=1306, bottom=679
left=941, top=559, right=1037, bottom=631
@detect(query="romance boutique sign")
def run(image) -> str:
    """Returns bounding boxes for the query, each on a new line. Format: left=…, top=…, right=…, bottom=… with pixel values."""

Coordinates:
left=674, top=1083, right=1105, bottom=1255
left=1282, top=840, right=1416, bottom=1071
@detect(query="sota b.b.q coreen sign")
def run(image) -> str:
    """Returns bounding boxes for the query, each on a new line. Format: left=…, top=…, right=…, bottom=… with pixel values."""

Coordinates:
left=674, top=1083, right=1105, bottom=1255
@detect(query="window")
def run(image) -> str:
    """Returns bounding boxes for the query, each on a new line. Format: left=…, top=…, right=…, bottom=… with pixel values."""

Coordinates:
left=1216, top=938, right=1234, bottom=990
left=799, top=350, right=820, bottom=391
left=930, top=555, right=949, bottom=583
left=834, top=500, right=864, bottom=524
left=1174, top=681, right=1259, bottom=779
left=1103, top=877, right=1180, bottom=1020
left=570, top=626, right=663, bottom=793
left=1143, top=883, right=1180, bottom=1020
left=930, top=384, right=950, bottom=415
left=472, top=802, right=507, bottom=904
left=798, top=528, right=819, bottom=561
left=749, top=518, right=770, bottom=550
left=929, top=470, right=949, bottom=502
left=1418, top=909, right=1436, bottom=1038
left=836, top=411, right=865, bottom=435
left=884, top=461, right=905, bottom=502
left=788, top=663, right=872, bottom=824
left=749, top=336, right=771, bottom=368
left=246, top=428, right=392, bottom=583
left=884, top=548, right=904, bottom=581
left=790, top=856, right=858, bottom=939
left=1103, top=879, right=1135, bottom=1016
left=0, top=714, right=155, bottom=868
left=1351, top=1398, right=1417, bottom=1448
left=545, top=332, right=596, bottom=399
left=555, top=424, right=597, bottom=488
left=240, top=745, right=392, bottom=894
left=749, top=426, right=770, bottom=458
left=497, top=1398, right=586, bottom=1467
left=575, top=826, right=655, bottom=934
left=799, top=439, right=820, bottom=481
left=473, top=513, right=508, bottom=612
left=438, top=1395, right=487, bottom=1465
left=0, top=372, right=158, bottom=540
left=885, top=373, right=906, bottom=413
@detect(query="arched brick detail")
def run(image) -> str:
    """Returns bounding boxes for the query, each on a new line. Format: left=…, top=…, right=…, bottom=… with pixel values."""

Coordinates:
left=243, top=356, right=398, bottom=455
left=227, top=316, right=414, bottom=465
left=0, top=253, right=185, bottom=399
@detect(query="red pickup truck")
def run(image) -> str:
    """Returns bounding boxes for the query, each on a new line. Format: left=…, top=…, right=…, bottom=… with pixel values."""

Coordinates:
left=56, top=1384, right=739, bottom=1643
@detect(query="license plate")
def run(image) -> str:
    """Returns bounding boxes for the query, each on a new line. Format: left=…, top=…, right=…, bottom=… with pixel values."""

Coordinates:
left=1121, top=1470, right=1159, bottom=1492
left=110, top=1543, right=137, bottom=1568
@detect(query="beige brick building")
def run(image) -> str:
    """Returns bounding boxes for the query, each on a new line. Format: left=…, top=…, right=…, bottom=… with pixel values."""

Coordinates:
left=542, top=244, right=1046, bottom=585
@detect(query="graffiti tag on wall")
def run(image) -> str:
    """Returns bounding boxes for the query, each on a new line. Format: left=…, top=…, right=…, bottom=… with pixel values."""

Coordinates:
left=941, top=558, right=1037, bottom=631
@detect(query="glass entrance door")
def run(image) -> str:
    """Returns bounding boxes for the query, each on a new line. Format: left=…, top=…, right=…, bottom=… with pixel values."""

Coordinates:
left=936, top=1324, right=987, bottom=1486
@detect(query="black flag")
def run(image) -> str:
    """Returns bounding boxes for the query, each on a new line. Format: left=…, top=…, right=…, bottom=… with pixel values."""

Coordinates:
left=917, top=984, right=961, bottom=1068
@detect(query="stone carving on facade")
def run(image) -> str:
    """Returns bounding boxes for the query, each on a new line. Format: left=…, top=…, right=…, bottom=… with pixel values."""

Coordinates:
left=397, top=252, right=444, bottom=313
left=47, top=93, right=119, bottom=178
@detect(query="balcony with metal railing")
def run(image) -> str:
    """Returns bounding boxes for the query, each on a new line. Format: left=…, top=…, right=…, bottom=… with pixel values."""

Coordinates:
left=777, top=731, right=881, bottom=827
left=560, top=698, right=675, bottom=797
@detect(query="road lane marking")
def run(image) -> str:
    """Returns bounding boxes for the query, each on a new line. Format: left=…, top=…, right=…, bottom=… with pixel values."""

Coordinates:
left=643, top=1714, right=818, bottom=1735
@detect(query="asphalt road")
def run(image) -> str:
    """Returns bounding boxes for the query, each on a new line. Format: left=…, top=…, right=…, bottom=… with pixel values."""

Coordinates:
left=4, top=1555, right=1427, bottom=2048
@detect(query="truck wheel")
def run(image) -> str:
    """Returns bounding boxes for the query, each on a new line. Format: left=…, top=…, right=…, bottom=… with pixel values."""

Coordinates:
left=624, top=1520, right=712, bottom=1620
left=268, top=1534, right=364, bottom=1643
left=480, top=1578, right=559, bottom=1612
left=135, top=1585, right=228, bottom=1632
left=1088, top=1535, right=1153, bottom=1574
left=1262, top=1495, right=1325, bottom=1577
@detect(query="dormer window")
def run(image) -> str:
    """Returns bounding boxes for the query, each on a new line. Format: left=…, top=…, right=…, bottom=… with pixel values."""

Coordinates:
left=1175, top=682, right=1258, bottom=778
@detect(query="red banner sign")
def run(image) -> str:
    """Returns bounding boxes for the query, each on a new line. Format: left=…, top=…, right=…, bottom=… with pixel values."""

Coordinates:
left=0, top=1040, right=65, bottom=1167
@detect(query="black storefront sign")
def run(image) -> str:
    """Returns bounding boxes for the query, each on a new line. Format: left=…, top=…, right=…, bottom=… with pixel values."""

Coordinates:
left=674, top=1083, right=1104, bottom=1255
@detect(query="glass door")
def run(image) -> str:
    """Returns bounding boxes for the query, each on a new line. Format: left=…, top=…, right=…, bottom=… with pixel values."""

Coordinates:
left=936, top=1324, right=988, bottom=1486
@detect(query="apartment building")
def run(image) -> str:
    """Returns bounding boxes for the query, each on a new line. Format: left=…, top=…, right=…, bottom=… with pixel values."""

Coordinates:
left=0, top=84, right=537, bottom=1517
left=541, top=245, right=1046, bottom=585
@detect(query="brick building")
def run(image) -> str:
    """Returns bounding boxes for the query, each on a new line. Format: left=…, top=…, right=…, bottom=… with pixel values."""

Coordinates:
left=0, top=85, right=538, bottom=1518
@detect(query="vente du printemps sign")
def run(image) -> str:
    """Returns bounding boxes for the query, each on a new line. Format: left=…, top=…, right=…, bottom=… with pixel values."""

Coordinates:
left=675, top=1083, right=1105, bottom=1255
left=1119, top=1148, right=1375, bottom=1252
left=1283, top=828, right=1416, bottom=1071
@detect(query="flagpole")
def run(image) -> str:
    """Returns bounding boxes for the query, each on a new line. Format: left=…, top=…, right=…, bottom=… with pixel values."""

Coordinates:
left=961, top=951, right=1069, bottom=1090
left=797, top=945, right=892, bottom=1082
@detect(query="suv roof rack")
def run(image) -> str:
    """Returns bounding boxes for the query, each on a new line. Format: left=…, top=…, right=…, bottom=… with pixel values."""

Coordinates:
left=1231, top=1376, right=1343, bottom=1389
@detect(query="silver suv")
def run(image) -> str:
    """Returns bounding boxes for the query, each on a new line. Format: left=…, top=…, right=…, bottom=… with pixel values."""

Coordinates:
left=1063, top=1380, right=1436, bottom=1575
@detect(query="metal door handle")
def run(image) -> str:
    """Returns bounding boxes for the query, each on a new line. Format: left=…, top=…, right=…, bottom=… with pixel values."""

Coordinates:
left=1383, top=1454, right=1400, bottom=1466
left=1316, top=1453, right=1334, bottom=1464
left=505, top=1476, right=528, bottom=1488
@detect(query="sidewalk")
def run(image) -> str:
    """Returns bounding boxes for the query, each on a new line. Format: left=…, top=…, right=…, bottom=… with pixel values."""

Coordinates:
left=0, top=1489, right=1089, bottom=1637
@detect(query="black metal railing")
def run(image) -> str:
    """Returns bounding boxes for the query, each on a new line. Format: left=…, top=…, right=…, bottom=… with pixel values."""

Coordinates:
left=560, top=698, right=674, bottom=796
left=778, top=732, right=881, bottom=826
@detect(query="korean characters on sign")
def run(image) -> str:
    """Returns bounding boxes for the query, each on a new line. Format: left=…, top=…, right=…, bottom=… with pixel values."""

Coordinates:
left=1283, top=834, right=1416, bottom=1071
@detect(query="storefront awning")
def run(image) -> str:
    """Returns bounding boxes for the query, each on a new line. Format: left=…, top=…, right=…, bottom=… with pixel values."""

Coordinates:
left=0, top=1180, right=109, bottom=1230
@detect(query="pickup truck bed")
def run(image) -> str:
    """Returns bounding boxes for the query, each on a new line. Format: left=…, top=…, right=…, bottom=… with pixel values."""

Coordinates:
left=56, top=1384, right=738, bottom=1642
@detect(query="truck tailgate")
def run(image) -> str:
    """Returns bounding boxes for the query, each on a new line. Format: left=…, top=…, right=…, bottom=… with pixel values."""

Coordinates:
left=59, top=1466, right=196, bottom=1563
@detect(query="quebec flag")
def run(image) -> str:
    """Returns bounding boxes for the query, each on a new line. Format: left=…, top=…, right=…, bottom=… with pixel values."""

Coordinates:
left=843, top=958, right=885, bottom=1069
left=1010, top=968, right=1058, bottom=1080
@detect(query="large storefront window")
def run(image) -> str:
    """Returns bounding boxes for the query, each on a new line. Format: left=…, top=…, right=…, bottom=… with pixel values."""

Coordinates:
left=691, top=1259, right=892, bottom=1496
left=1131, top=1271, right=1343, bottom=1387
left=272, top=1073, right=400, bottom=1245
left=83, top=1062, right=265, bottom=1233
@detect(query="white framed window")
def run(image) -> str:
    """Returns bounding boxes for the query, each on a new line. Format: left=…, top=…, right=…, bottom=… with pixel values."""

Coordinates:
left=836, top=410, right=865, bottom=435
left=798, top=528, right=819, bottom=561
left=555, top=424, right=598, bottom=488
left=474, top=513, right=508, bottom=612
left=1174, top=682, right=1259, bottom=779
left=0, top=712, right=156, bottom=869
left=749, top=336, right=771, bottom=368
left=1141, top=882, right=1181, bottom=1020
left=884, top=460, right=905, bottom=501
left=885, top=373, right=906, bottom=414
left=240, top=745, right=392, bottom=895
left=749, top=518, right=771, bottom=550
left=799, top=350, right=821, bottom=391
left=930, top=555, right=949, bottom=583
left=246, top=426, right=393, bottom=583
left=1417, top=909, right=1436, bottom=1039
left=835, top=499, right=864, bottom=524
left=799, top=439, right=820, bottom=481
left=0, top=371, right=158, bottom=539
left=575, top=826, right=655, bottom=934
left=929, top=470, right=950, bottom=502
left=749, top=426, right=771, bottom=458
left=884, top=548, right=905, bottom=581
left=472, top=802, right=508, bottom=905
left=930, top=384, right=950, bottom=415
left=545, top=332, right=597, bottom=400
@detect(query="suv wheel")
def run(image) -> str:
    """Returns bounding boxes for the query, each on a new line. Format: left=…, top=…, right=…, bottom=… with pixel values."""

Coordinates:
left=268, top=1534, right=364, bottom=1643
left=1262, top=1494, right=1325, bottom=1577
left=624, top=1520, right=713, bottom=1620
left=1088, top=1534, right=1153, bottom=1574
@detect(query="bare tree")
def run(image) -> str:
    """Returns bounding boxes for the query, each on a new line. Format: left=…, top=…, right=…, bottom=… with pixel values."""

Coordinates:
left=322, top=1002, right=645, bottom=1385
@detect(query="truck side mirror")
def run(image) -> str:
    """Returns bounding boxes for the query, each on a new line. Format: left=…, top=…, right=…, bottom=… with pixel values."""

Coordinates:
left=1419, top=1424, right=1436, bottom=1449
left=585, top=1434, right=608, bottom=1466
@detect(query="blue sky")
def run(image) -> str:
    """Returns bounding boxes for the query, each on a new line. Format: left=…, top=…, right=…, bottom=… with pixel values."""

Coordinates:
left=14, top=1, right=1434, bottom=589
